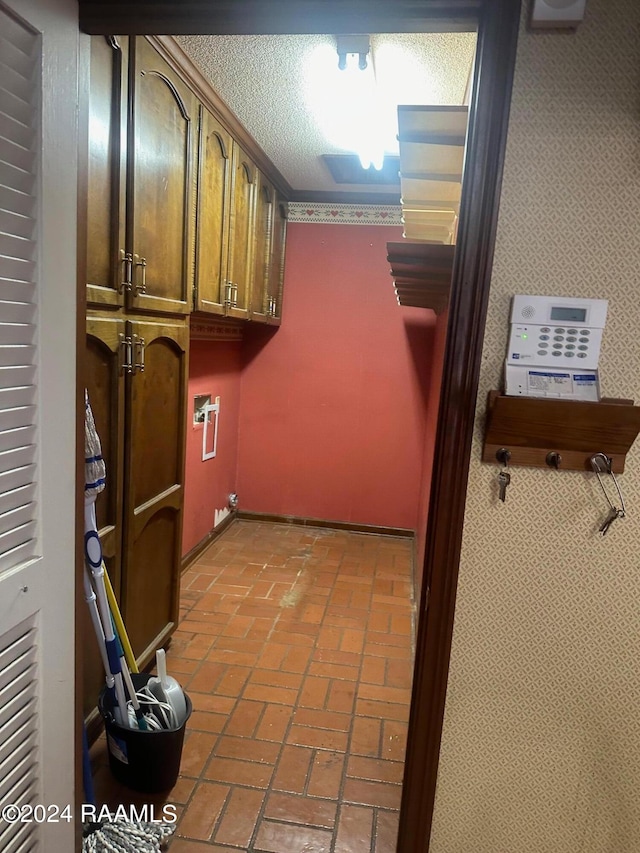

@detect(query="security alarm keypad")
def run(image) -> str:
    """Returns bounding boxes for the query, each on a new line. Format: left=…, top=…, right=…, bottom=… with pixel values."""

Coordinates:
left=508, top=295, right=607, bottom=370
left=505, top=295, right=608, bottom=401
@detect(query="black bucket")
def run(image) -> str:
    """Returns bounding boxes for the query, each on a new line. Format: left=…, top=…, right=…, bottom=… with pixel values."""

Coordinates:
left=98, top=672, right=192, bottom=793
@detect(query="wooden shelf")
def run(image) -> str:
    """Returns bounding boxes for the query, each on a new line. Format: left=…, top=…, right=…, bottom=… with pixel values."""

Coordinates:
left=397, top=106, right=468, bottom=243
left=387, top=241, right=453, bottom=313
left=482, top=391, right=640, bottom=472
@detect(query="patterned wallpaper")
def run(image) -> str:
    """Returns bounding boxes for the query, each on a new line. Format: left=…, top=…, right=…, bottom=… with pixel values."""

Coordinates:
left=431, top=1, right=640, bottom=851
left=287, top=202, right=401, bottom=225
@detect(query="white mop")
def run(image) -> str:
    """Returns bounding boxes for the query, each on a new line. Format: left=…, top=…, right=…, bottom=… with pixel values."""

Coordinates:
left=82, top=818, right=175, bottom=853
left=83, top=390, right=176, bottom=853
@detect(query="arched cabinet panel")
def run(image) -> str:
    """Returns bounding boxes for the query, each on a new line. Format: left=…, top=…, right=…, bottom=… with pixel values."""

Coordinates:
left=225, top=146, right=255, bottom=320
left=194, top=107, right=232, bottom=314
left=121, top=319, right=188, bottom=659
left=129, top=38, right=197, bottom=314
left=82, top=315, right=187, bottom=722
left=86, top=36, right=128, bottom=309
left=83, top=316, right=126, bottom=718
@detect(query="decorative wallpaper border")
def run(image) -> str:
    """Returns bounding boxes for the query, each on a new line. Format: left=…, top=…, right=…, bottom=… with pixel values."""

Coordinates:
left=288, top=202, right=402, bottom=226
left=190, top=316, right=243, bottom=341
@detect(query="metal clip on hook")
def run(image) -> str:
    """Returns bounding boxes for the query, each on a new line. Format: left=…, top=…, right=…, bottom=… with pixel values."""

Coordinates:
left=590, top=453, right=626, bottom=535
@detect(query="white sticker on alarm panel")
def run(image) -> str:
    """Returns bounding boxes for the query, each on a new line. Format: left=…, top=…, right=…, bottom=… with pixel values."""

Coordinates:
left=507, top=295, right=607, bottom=370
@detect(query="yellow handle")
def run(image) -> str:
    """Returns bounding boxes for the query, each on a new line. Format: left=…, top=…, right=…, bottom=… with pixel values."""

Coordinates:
left=103, top=565, right=138, bottom=673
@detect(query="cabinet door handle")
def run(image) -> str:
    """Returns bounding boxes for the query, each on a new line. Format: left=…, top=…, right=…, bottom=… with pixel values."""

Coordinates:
left=119, top=250, right=133, bottom=293
left=119, top=333, right=133, bottom=374
left=133, top=254, right=147, bottom=294
left=231, top=282, right=238, bottom=308
left=223, top=280, right=234, bottom=307
left=133, top=335, right=145, bottom=373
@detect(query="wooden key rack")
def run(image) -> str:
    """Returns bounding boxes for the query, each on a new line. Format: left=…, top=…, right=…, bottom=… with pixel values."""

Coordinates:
left=482, top=391, right=640, bottom=472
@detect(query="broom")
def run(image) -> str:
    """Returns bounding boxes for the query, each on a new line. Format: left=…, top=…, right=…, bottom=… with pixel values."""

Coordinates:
left=83, top=390, right=176, bottom=852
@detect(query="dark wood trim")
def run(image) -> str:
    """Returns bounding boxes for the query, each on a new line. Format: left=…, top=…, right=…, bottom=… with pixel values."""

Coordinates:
left=397, top=1, right=521, bottom=850
left=79, top=1, right=480, bottom=35
left=181, top=511, right=237, bottom=573
left=289, top=189, right=402, bottom=206
left=237, top=510, right=414, bottom=539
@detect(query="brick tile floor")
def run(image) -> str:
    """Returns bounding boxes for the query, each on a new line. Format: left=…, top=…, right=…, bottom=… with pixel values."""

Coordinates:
left=91, top=520, right=415, bottom=852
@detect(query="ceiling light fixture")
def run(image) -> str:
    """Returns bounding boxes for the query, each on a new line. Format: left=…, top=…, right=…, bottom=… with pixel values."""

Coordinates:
left=336, top=34, right=370, bottom=71
left=334, top=35, right=385, bottom=171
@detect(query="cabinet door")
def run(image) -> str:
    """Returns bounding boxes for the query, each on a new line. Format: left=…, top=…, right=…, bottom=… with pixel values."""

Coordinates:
left=83, top=316, right=126, bottom=716
left=266, top=195, right=288, bottom=325
left=128, top=38, right=197, bottom=315
left=194, top=105, right=232, bottom=315
left=86, top=36, right=128, bottom=309
left=225, top=143, right=256, bottom=320
left=248, top=173, right=273, bottom=323
left=121, top=318, right=188, bottom=662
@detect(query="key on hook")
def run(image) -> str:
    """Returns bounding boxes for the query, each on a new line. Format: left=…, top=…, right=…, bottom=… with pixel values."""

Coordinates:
left=498, top=469, right=510, bottom=503
left=599, top=506, right=620, bottom=536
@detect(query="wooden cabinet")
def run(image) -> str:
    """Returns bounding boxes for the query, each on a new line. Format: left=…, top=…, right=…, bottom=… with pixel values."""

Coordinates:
left=248, top=176, right=287, bottom=324
left=265, top=191, right=288, bottom=325
left=128, top=39, right=197, bottom=315
left=86, top=36, right=128, bottom=310
left=194, top=121, right=287, bottom=325
left=193, top=105, right=232, bottom=316
left=86, top=36, right=197, bottom=316
left=225, top=144, right=256, bottom=320
left=122, top=319, right=188, bottom=659
left=84, top=315, right=127, bottom=717
left=193, top=109, right=259, bottom=322
left=83, top=33, right=288, bottom=720
left=83, top=314, right=187, bottom=716
left=249, top=172, right=273, bottom=322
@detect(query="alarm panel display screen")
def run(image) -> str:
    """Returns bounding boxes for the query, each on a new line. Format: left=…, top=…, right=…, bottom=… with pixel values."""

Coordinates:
left=549, top=306, right=588, bottom=323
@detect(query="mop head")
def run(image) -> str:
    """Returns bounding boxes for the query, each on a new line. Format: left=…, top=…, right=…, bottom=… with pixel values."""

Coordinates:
left=85, top=389, right=106, bottom=499
left=82, top=816, right=175, bottom=852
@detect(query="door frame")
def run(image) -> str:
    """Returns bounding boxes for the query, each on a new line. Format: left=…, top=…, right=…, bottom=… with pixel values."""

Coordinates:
left=77, top=1, right=522, bottom=848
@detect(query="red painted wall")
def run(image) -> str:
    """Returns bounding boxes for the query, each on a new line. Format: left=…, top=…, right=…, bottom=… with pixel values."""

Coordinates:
left=414, top=309, right=449, bottom=597
left=182, top=339, right=242, bottom=556
left=236, top=222, right=437, bottom=530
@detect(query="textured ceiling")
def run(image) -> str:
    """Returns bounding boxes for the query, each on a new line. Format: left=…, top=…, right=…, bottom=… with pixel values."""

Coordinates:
left=176, top=33, right=477, bottom=195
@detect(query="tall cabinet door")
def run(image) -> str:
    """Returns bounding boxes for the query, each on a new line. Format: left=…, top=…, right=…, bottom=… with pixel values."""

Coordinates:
left=194, top=105, right=232, bottom=315
left=122, top=319, right=188, bottom=661
left=86, top=36, right=128, bottom=309
left=249, top=174, right=273, bottom=322
left=83, top=316, right=127, bottom=715
left=267, top=195, right=288, bottom=325
left=128, top=37, right=197, bottom=316
left=225, top=144, right=256, bottom=320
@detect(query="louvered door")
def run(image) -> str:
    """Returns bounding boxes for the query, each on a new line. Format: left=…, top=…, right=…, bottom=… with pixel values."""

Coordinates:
left=0, top=22, right=41, bottom=853
left=0, top=1, right=76, bottom=850
left=0, top=617, right=38, bottom=853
